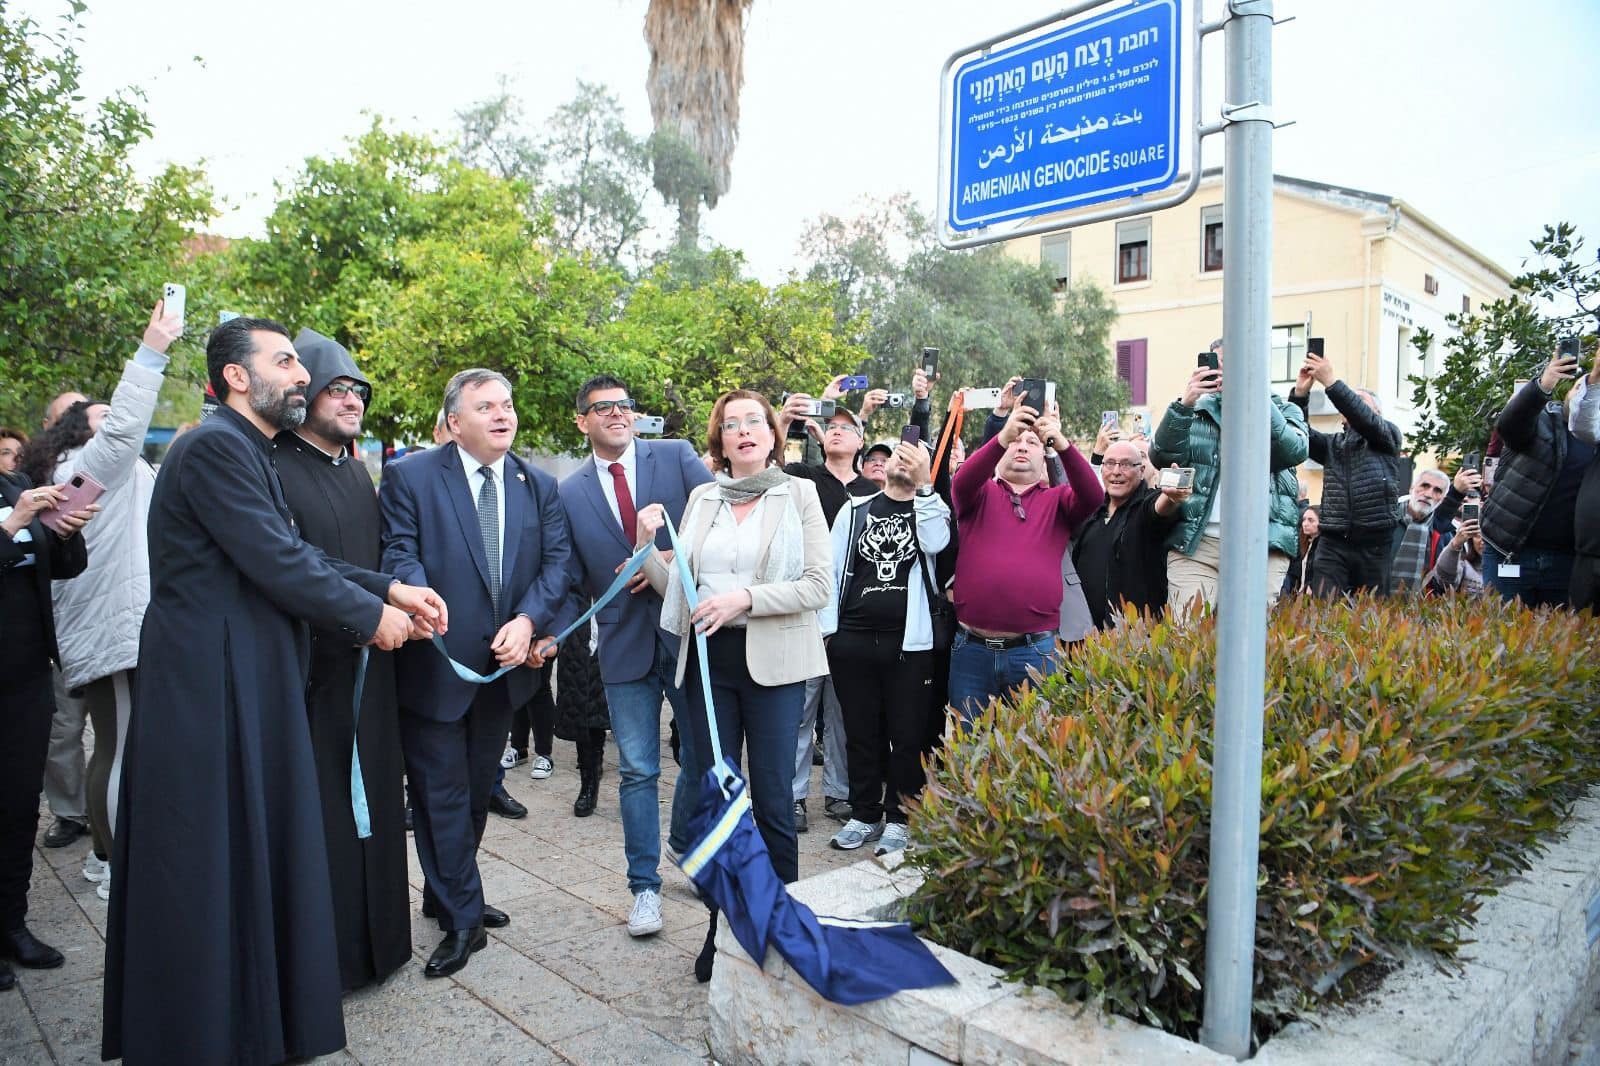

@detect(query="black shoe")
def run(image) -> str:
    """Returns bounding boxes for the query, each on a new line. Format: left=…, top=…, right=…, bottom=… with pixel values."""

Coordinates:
left=488, top=787, right=527, bottom=820
left=668, top=719, right=681, bottom=767
left=42, top=817, right=88, bottom=849
left=0, top=959, right=14, bottom=991
left=423, top=926, right=487, bottom=979
left=573, top=769, right=598, bottom=818
left=792, top=799, right=808, bottom=833
left=0, top=927, right=64, bottom=970
left=481, top=905, right=509, bottom=929
left=824, top=797, right=853, bottom=823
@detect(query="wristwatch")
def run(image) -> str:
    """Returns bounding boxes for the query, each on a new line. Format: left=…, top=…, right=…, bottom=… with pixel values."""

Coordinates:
left=916, top=485, right=935, bottom=498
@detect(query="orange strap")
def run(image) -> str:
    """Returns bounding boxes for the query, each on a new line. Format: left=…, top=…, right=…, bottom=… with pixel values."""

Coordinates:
left=931, top=391, right=965, bottom=480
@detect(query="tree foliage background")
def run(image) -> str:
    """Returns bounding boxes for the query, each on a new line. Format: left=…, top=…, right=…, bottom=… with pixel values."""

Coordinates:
left=1407, top=223, right=1596, bottom=463
left=0, top=2, right=213, bottom=428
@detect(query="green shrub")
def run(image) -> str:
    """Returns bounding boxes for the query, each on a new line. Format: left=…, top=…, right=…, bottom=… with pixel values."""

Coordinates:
left=905, top=593, right=1600, bottom=1044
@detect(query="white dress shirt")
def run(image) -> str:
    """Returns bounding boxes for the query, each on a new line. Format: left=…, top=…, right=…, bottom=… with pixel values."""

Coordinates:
left=592, top=439, right=638, bottom=534
left=460, top=447, right=507, bottom=581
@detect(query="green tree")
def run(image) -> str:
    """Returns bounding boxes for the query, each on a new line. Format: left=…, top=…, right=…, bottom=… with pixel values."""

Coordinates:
left=0, top=2, right=214, bottom=426
left=1407, top=223, right=1596, bottom=463
left=800, top=197, right=1124, bottom=437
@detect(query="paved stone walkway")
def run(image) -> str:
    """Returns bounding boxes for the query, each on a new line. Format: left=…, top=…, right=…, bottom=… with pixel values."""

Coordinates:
left=0, top=724, right=862, bottom=1064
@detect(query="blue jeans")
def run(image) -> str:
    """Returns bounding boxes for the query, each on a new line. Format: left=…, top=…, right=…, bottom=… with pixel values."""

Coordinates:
left=1484, top=544, right=1573, bottom=609
left=686, top=629, right=806, bottom=883
left=947, top=629, right=1060, bottom=725
left=605, top=632, right=700, bottom=894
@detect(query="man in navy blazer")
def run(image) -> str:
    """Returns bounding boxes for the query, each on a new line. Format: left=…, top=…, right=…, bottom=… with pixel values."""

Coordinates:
left=559, top=375, right=712, bottom=938
left=380, top=368, right=571, bottom=978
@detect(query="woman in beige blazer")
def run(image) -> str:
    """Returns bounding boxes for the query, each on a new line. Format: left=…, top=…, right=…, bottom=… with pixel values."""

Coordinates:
left=637, top=389, right=831, bottom=887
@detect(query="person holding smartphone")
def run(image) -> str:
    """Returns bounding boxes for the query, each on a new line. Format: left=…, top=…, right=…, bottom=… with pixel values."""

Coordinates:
left=1563, top=343, right=1600, bottom=610
left=1426, top=515, right=1486, bottom=595
left=1477, top=344, right=1594, bottom=607
left=1288, top=343, right=1406, bottom=596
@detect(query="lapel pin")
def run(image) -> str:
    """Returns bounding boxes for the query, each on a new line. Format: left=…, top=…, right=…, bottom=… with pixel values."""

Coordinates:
left=516, top=472, right=527, bottom=482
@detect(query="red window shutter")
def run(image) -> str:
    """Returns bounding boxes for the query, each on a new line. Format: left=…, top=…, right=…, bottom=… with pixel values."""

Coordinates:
left=1116, top=339, right=1148, bottom=405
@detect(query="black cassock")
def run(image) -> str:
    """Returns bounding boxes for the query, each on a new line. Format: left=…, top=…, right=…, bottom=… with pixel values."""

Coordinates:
left=103, top=405, right=393, bottom=1066
left=273, top=433, right=410, bottom=991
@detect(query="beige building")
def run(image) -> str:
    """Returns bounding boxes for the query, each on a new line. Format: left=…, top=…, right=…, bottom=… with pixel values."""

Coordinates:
left=1005, top=170, right=1514, bottom=494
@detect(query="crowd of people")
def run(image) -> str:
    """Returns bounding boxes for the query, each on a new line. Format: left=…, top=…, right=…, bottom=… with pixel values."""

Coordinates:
left=1, top=301, right=1595, bottom=1064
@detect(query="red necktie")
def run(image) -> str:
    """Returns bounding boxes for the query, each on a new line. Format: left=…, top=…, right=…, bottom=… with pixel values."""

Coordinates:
left=609, top=462, right=637, bottom=545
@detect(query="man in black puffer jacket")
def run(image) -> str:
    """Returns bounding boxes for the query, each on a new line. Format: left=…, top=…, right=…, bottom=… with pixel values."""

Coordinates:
left=1290, top=348, right=1403, bottom=595
left=1480, top=349, right=1595, bottom=607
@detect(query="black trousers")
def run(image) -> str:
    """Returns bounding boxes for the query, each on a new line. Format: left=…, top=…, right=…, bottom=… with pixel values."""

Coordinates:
left=508, top=663, right=554, bottom=759
left=0, top=571, right=53, bottom=931
left=1571, top=554, right=1600, bottom=613
left=400, top=678, right=513, bottom=932
left=1310, top=531, right=1393, bottom=597
left=828, top=631, right=935, bottom=826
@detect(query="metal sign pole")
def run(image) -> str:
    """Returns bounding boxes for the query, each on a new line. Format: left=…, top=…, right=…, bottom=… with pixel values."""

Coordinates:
left=1200, top=0, right=1275, bottom=1059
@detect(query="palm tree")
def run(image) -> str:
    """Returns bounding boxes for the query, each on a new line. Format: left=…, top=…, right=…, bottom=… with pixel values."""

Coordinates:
left=644, top=0, right=753, bottom=250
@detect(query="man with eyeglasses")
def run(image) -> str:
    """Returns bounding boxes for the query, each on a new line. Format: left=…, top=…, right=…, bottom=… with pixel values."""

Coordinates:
left=1070, top=441, right=1190, bottom=630
left=273, top=329, right=411, bottom=991
left=558, top=374, right=712, bottom=938
left=776, top=403, right=877, bottom=831
left=948, top=401, right=1102, bottom=724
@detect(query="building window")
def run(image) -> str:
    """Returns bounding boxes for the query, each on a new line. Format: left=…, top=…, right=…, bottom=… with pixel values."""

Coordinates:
left=1269, top=324, right=1306, bottom=387
left=1461, top=294, right=1471, bottom=315
left=1116, top=339, right=1148, bottom=405
left=1200, top=204, right=1224, bottom=272
left=1040, top=233, right=1071, bottom=290
left=1424, top=274, right=1440, bottom=296
left=1116, top=218, right=1151, bottom=284
left=1397, top=325, right=1415, bottom=394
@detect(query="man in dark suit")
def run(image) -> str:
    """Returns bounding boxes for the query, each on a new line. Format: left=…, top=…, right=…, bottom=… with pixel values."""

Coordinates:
left=379, top=368, right=572, bottom=978
left=559, top=375, right=712, bottom=939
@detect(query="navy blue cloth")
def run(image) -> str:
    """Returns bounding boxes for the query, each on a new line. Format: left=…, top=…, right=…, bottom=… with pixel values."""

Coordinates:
left=679, top=764, right=955, bottom=1005
left=557, top=439, right=712, bottom=685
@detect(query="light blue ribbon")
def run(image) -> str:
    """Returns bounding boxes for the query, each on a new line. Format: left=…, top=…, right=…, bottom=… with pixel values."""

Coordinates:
left=351, top=646, right=372, bottom=839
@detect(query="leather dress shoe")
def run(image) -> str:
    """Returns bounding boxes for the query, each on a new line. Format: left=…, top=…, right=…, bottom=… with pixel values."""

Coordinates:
left=488, top=787, right=527, bottom=820
left=573, top=775, right=598, bottom=818
left=421, top=900, right=509, bottom=929
left=42, top=817, right=89, bottom=849
left=423, top=925, right=486, bottom=978
left=1, top=926, right=64, bottom=970
left=0, top=959, right=14, bottom=991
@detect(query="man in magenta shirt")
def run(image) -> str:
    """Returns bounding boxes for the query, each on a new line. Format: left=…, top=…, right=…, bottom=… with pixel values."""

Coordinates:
left=948, top=403, right=1103, bottom=723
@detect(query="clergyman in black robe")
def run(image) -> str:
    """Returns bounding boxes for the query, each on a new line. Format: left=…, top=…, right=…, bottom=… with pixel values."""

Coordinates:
left=103, top=317, right=444, bottom=1066
left=274, top=328, right=410, bottom=991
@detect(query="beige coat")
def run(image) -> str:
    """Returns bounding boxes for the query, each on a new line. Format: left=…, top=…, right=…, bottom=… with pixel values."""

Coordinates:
left=644, top=476, right=832, bottom=688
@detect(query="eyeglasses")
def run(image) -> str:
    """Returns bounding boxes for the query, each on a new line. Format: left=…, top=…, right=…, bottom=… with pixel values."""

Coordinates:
left=1101, top=459, right=1143, bottom=470
left=719, top=414, right=768, bottom=434
left=824, top=423, right=861, bottom=436
left=583, top=398, right=635, bottom=416
left=326, top=381, right=371, bottom=402
left=1007, top=488, right=1027, bottom=521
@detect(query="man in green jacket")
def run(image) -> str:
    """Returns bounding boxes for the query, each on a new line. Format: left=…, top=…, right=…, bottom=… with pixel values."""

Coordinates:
left=1150, top=347, right=1310, bottom=618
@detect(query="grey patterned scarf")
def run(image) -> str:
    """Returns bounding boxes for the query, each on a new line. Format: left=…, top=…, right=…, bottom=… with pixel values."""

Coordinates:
left=660, top=468, right=805, bottom=637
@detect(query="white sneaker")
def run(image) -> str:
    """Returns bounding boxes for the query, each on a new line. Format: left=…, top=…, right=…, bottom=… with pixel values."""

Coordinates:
left=83, top=853, right=109, bottom=884
left=875, top=822, right=909, bottom=856
left=628, top=888, right=664, bottom=937
left=500, top=747, right=526, bottom=770
left=97, top=870, right=111, bottom=902
left=830, top=819, right=884, bottom=851
left=529, top=755, right=554, bottom=780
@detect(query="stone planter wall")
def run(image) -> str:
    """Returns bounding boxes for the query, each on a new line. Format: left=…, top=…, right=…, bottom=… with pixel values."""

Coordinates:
left=709, top=794, right=1600, bottom=1065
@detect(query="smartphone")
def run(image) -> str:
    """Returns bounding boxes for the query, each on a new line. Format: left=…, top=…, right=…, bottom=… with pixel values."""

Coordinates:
left=1558, top=337, right=1582, bottom=361
left=1482, top=456, right=1499, bottom=488
left=1463, top=451, right=1480, bottom=471
left=1307, top=337, right=1325, bottom=358
left=1132, top=413, right=1148, bottom=436
left=1158, top=467, right=1195, bottom=490
left=839, top=375, right=870, bottom=392
left=1101, top=410, right=1119, bottom=428
left=162, top=282, right=186, bottom=328
left=960, top=387, right=1003, bottom=409
left=901, top=425, right=922, bottom=445
left=808, top=398, right=837, bottom=418
left=1461, top=502, right=1480, bottom=523
left=39, top=472, right=106, bottom=536
left=921, top=347, right=939, bottom=377
left=633, top=415, right=665, bottom=435
left=1197, top=352, right=1219, bottom=373
left=1017, top=377, right=1047, bottom=413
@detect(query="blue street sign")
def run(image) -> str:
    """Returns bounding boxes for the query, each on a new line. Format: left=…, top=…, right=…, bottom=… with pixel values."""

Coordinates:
left=946, top=0, right=1181, bottom=232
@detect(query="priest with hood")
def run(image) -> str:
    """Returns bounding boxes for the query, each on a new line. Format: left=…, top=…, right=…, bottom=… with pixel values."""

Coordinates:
left=273, top=328, right=410, bottom=991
